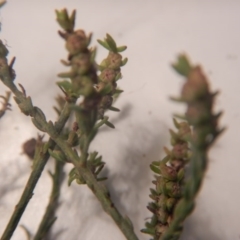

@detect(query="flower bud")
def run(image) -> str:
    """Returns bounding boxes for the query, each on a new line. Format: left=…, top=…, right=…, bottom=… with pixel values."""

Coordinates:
left=181, top=66, right=209, bottom=102
left=166, top=198, right=177, bottom=212
left=165, top=182, right=181, bottom=198
left=160, top=164, right=177, bottom=181
left=156, top=209, right=169, bottom=224
left=172, top=142, right=188, bottom=159
left=66, top=30, right=88, bottom=55
left=72, top=53, right=91, bottom=75
left=99, top=68, right=116, bottom=83
left=186, top=102, right=211, bottom=125
left=107, top=52, right=122, bottom=70
left=178, top=122, right=191, bottom=140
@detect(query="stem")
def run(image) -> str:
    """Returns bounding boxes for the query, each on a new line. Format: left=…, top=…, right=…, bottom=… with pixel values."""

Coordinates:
left=49, top=136, right=139, bottom=240
left=1, top=102, right=72, bottom=240
left=33, top=160, right=65, bottom=240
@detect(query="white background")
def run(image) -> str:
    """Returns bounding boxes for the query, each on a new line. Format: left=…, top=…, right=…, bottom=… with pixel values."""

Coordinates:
left=0, top=1, right=240, bottom=240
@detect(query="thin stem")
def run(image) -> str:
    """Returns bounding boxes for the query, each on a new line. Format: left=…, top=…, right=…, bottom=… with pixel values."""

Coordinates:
left=49, top=136, right=139, bottom=240
left=1, top=102, right=72, bottom=240
left=33, top=160, right=65, bottom=240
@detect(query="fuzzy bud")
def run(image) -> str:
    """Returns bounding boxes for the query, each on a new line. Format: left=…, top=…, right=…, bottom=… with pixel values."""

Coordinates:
left=66, top=30, right=88, bottom=55
left=165, top=182, right=181, bottom=198
left=107, top=52, right=122, bottom=70
left=99, top=68, right=116, bottom=83
left=181, top=66, right=209, bottom=102
left=172, top=142, right=188, bottom=159
left=160, top=164, right=177, bottom=181
left=72, top=53, right=91, bottom=75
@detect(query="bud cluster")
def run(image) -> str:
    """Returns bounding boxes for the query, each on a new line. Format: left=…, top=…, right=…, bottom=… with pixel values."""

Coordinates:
left=96, top=34, right=128, bottom=118
left=142, top=119, right=191, bottom=239
left=157, top=55, right=224, bottom=240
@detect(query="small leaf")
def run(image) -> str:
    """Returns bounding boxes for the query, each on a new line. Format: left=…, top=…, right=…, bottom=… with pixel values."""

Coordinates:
left=34, top=107, right=46, bottom=122
left=95, top=164, right=105, bottom=175
left=115, top=72, right=122, bottom=81
left=105, top=34, right=117, bottom=52
left=121, top=58, right=128, bottom=66
left=141, top=228, right=155, bottom=235
left=32, top=118, right=45, bottom=132
left=117, top=46, right=127, bottom=52
left=57, top=71, right=75, bottom=78
left=108, top=106, right=120, bottom=112
left=105, top=120, right=115, bottom=129
left=90, top=47, right=97, bottom=63
left=69, top=9, right=76, bottom=31
left=48, top=149, right=66, bottom=163
left=92, top=156, right=103, bottom=165
left=151, top=161, right=160, bottom=166
left=68, top=167, right=77, bottom=186
left=169, top=96, right=185, bottom=102
left=97, top=39, right=111, bottom=51
left=57, top=80, right=73, bottom=94
left=87, top=32, right=92, bottom=46
left=150, top=164, right=161, bottom=174
left=172, top=54, right=192, bottom=77
left=97, top=177, right=108, bottom=181
left=114, top=89, right=124, bottom=94
left=88, top=151, right=98, bottom=162
left=173, top=118, right=180, bottom=129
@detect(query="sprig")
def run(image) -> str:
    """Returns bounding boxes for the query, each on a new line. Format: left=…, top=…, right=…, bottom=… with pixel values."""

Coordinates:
left=161, top=55, right=224, bottom=240
left=142, top=119, right=191, bottom=239
left=0, top=9, right=138, bottom=240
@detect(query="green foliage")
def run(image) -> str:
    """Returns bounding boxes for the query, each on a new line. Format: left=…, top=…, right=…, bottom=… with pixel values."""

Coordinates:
left=0, top=4, right=224, bottom=240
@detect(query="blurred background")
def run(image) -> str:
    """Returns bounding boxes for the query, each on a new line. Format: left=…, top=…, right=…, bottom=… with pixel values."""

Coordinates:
left=0, top=0, right=240, bottom=239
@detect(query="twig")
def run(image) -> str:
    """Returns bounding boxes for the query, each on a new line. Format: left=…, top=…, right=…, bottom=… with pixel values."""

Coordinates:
left=33, top=160, right=65, bottom=240
left=0, top=101, right=73, bottom=240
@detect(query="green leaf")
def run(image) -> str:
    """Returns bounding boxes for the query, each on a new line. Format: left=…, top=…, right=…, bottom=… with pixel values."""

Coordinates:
left=150, top=164, right=161, bottom=174
left=115, top=72, right=122, bottom=81
left=114, top=89, right=124, bottom=94
left=34, top=107, right=46, bottom=122
left=57, top=80, right=73, bottom=93
left=151, top=161, right=160, bottom=166
left=57, top=71, right=75, bottom=78
left=105, top=120, right=115, bottom=128
left=97, top=39, right=111, bottom=51
left=117, top=46, right=127, bottom=52
left=69, top=9, right=76, bottom=31
left=68, top=167, right=77, bottom=186
left=172, top=54, right=192, bottom=77
left=87, top=33, right=92, bottom=46
left=121, top=58, right=128, bottom=66
left=90, top=47, right=97, bottom=63
left=32, top=118, right=45, bottom=132
left=92, top=156, right=103, bottom=165
left=48, top=149, right=66, bottom=163
left=108, top=106, right=120, bottom=112
left=95, top=163, right=105, bottom=175
left=89, top=151, right=98, bottom=162
left=141, top=228, right=155, bottom=235
left=97, top=177, right=108, bottom=181
left=105, top=34, right=117, bottom=52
